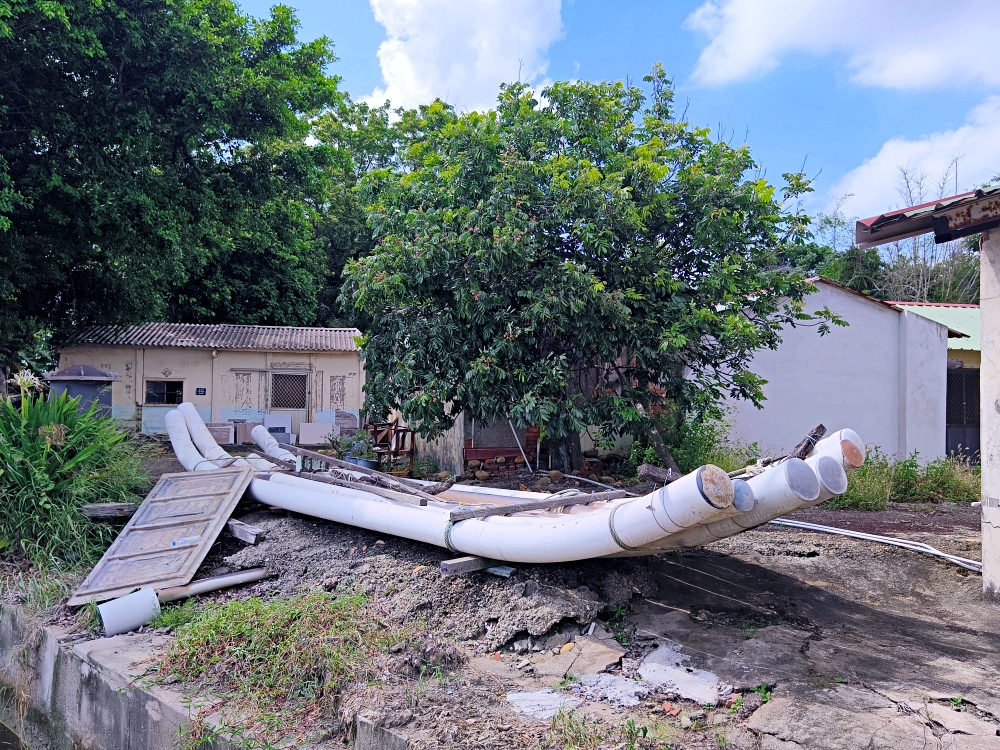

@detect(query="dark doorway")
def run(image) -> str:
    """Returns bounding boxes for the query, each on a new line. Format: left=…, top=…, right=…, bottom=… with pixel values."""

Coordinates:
left=946, top=368, right=980, bottom=461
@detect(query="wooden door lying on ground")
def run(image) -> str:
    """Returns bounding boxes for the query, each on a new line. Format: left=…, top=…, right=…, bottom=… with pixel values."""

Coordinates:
left=67, top=467, right=253, bottom=605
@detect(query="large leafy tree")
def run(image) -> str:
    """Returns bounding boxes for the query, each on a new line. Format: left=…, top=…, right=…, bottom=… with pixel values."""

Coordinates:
left=342, top=68, right=839, bottom=464
left=0, top=0, right=339, bottom=369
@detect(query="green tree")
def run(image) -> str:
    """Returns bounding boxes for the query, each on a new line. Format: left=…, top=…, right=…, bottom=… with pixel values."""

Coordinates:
left=0, top=0, right=339, bottom=371
left=342, top=68, right=840, bottom=466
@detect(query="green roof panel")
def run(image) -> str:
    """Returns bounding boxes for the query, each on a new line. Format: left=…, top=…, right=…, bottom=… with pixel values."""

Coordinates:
left=891, top=303, right=980, bottom=351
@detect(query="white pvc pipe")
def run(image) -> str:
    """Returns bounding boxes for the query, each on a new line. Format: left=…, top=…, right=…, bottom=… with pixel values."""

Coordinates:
left=166, top=410, right=219, bottom=471
left=178, top=402, right=248, bottom=466
left=98, top=587, right=161, bottom=636
left=252, top=425, right=296, bottom=463
left=804, top=454, right=849, bottom=504
left=165, top=404, right=863, bottom=564
left=809, top=428, right=865, bottom=472
left=616, top=458, right=819, bottom=554
left=157, top=568, right=271, bottom=603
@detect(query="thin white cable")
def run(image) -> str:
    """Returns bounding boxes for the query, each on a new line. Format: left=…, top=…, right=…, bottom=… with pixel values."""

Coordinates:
left=768, top=518, right=982, bottom=573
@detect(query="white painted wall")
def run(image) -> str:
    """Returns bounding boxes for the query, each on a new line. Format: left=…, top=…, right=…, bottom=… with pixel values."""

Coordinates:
left=727, top=281, right=949, bottom=460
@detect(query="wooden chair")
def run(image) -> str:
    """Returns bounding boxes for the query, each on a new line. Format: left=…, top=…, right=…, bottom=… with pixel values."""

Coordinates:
left=370, top=422, right=415, bottom=477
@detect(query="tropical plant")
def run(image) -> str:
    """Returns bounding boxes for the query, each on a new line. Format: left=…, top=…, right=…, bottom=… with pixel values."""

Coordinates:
left=0, top=375, right=148, bottom=565
left=342, top=67, right=842, bottom=468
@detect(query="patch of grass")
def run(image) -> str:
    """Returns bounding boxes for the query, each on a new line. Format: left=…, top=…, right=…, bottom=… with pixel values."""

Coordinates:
left=740, top=621, right=759, bottom=639
left=0, top=386, right=148, bottom=567
left=0, top=564, right=78, bottom=618
left=410, top=457, right=440, bottom=479
left=159, top=591, right=409, bottom=748
left=151, top=599, right=200, bottom=629
left=727, top=695, right=743, bottom=714
left=826, top=447, right=980, bottom=511
left=538, top=711, right=661, bottom=750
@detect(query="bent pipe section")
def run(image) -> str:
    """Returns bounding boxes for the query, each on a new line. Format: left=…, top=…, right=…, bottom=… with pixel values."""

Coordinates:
left=255, top=465, right=737, bottom=563
left=610, top=457, right=822, bottom=556
left=166, top=403, right=860, bottom=563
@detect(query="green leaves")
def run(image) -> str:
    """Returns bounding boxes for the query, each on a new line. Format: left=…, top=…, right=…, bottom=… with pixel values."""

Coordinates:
left=0, top=391, right=148, bottom=566
left=343, top=72, right=821, bottom=443
left=0, top=0, right=344, bottom=363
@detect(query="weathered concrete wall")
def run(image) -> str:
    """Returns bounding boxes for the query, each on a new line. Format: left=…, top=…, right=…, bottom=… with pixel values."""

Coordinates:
left=727, top=281, right=949, bottom=460
left=0, top=605, right=406, bottom=750
left=980, top=231, right=1000, bottom=597
left=898, top=309, right=947, bottom=460
left=0, top=605, right=207, bottom=750
left=60, top=346, right=365, bottom=436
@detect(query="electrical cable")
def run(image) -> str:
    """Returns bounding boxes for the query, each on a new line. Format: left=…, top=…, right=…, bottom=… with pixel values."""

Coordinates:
left=768, top=517, right=982, bottom=573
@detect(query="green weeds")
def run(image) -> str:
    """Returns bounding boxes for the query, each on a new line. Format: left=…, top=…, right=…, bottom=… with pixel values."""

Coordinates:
left=151, top=599, right=200, bottom=629
left=538, top=710, right=661, bottom=749
left=160, top=591, right=409, bottom=748
left=827, top=448, right=980, bottom=510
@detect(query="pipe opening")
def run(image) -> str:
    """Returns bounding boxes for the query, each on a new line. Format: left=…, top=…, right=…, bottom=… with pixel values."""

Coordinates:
left=695, top=465, right=735, bottom=509
left=783, top=458, right=820, bottom=502
left=732, top=478, right=756, bottom=512
left=814, top=455, right=849, bottom=496
left=841, top=440, right=865, bottom=469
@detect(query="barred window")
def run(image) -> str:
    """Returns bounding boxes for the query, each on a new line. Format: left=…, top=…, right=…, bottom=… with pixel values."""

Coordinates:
left=270, top=373, right=308, bottom=409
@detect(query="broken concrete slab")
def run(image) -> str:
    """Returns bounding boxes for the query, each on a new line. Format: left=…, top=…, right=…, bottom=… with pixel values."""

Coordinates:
left=638, top=643, right=720, bottom=705
left=532, top=649, right=579, bottom=683
left=578, top=674, right=650, bottom=707
left=748, top=693, right=938, bottom=750
left=567, top=636, right=625, bottom=676
left=942, top=736, right=1000, bottom=750
left=506, top=688, right=581, bottom=720
left=925, top=703, right=1000, bottom=737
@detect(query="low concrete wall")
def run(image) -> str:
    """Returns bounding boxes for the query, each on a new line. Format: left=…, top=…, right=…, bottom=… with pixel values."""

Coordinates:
left=0, top=605, right=407, bottom=750
left=0, top=605, right=206, bottom=750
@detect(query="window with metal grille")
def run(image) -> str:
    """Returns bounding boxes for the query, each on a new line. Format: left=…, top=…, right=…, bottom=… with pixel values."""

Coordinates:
left=146, top=380, right=183, bottom=405
left=946, top=369, right=979, bottom=426
left=270, top=373, right=308, bottom=409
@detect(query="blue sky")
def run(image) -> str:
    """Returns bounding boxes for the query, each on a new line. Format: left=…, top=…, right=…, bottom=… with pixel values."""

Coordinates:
left=238, top=0, right=1000, bottom=221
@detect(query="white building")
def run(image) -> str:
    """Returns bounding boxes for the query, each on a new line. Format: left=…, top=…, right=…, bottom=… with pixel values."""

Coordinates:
left=727, top=278, right=964, bottom=461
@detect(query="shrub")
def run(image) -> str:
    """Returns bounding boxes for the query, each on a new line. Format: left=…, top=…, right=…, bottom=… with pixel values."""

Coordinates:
left=667, top=412, right=760, bottom=474
left=827, top=447, right=980, bottom=511
left=0, top=377, right=148, bottom=566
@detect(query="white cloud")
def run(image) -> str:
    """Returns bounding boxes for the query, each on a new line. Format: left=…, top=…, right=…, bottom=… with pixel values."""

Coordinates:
left=685, top=0, right=1000, bottom=89
left=365, top=0, right=563, bottom=112
left=828, top=96, right=1000, bottom=218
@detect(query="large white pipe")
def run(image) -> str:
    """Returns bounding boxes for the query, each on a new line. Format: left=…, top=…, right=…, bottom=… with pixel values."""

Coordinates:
left=809, top=428, right=865, bottom=472
left=253, top=465, right=736, bottom=563
left=804, top=454, right=849, bottom=505
left=166, top=410, right=220, bottom=471
left=178, top=403, right=248, bottom=467
left=167, top=404, right=860, bottom=563
left=252, top=425, right=296, bottom=463
left=615, top=458, right=820, bottom=554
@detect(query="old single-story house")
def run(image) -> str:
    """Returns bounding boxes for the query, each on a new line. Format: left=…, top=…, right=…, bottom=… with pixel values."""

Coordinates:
left=727, top=277, right=967, bottom=461
left=890, top=302, right=980, bottom=458
left=57, top=323, right=364, bottom=436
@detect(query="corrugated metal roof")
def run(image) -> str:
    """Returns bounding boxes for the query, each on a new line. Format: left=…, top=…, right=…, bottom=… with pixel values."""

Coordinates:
left=890, top=303, right=980, bottom=351
left=855, top=185, right=1000, bottom=248
left=66, top=323, right=362, bottom=352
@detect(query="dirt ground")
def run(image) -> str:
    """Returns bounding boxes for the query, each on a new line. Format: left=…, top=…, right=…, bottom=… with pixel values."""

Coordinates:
left=50, top=450, right=1000, bottom=748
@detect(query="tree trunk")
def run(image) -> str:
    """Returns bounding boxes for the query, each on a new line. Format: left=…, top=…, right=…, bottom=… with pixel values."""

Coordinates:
left=562, top=432, right=584, bottom=473
left=647, top=427, right=681, bottom=474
